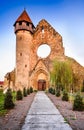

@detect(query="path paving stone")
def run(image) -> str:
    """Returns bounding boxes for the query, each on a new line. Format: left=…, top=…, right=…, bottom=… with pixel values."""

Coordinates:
left=22, top=91, right=73, bottom=130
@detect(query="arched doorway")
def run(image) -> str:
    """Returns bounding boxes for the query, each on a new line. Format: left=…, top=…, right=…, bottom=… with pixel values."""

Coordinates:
left=38, top=79, right=46, bottom=91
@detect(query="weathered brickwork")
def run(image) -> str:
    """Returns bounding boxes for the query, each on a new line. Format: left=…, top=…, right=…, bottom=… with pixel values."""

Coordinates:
left=4, top=10, right=84, bottom=91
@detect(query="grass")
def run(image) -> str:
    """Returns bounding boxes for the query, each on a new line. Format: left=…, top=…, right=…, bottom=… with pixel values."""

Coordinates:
left=0, top=90, right=7, bottom=115
left=64, top=117, right=69, bottom=123
left=0, top=90, right=16, bottom=116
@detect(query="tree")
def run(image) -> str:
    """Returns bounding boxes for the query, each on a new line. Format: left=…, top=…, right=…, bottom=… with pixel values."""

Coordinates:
left=4, top=89, right=15, bottom=109
left=81, top=80, right=84, bottom=92
left=50, top=60, right=73, bottom=92
left=23, top=87, right=27, bottom=97
left=73, top=93, right=84, bottom=111
left=56, top=89, right=60, bottom=97
left=27, top=88, right=30, bottom=95
left=30, top=87, right=33, bottom=93
left=72, top=73, right=80, bottom=92
left=62, top=90, right=69, bottom=101
left=16, top=89, right=23, bottom=100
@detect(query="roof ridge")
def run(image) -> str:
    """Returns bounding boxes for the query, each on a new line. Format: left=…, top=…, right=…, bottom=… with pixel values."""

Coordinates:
left=14, top=10, right=33, bottom=25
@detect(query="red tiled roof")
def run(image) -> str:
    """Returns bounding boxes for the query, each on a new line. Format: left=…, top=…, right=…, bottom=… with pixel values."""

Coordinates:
left=14, top=10, right=33, bottom=25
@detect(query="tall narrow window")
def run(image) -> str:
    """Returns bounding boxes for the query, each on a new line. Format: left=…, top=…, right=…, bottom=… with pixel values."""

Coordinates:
left=19, top=21, right=22, bottom=25
left=42, top=26, right=44, bottom=34
left=25, top=64, right=27, bottom=68
left=20, top=53, right=22, bottom=56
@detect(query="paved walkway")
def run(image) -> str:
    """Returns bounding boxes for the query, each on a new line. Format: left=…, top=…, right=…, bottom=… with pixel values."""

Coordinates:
left=22, top=91, right=73, bottom=130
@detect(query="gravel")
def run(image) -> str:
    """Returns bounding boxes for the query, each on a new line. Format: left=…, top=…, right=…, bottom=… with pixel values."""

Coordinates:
left=47, top=93, right=84, bottom=130
left=0, top=93, right=35, bottom=130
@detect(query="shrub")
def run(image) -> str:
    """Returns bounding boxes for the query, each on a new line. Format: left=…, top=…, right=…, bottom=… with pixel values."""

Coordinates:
left=34, top=90, right=38, bottom=92
left=4, top=89, right=15, bottom=109
left=56, top=89, right=60, bottom=97
left=30, top=87, right=33, bottom=93
left=23, top=87, right=27, bottom=97
left=62, top=90, right=69, bottom=101
left=52, top=88, right=55, bottom=95
left=48, top=87, right=55, bottom=94
left=16, top=90, right=23, bottom=100
left=27, top=88, right=30, bottom=95
left=73, top=93, right=84, bottom=111
left=48, top=87, right=53, bottom=93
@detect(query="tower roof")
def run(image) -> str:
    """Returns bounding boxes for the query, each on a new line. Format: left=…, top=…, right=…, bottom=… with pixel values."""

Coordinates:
left=14, top=10, right=33, bottom=26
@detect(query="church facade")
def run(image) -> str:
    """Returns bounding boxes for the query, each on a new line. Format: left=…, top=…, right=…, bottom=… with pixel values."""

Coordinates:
left=4, top=10, right=84, bottom=91
left=14, top=10, right=65, bottom=90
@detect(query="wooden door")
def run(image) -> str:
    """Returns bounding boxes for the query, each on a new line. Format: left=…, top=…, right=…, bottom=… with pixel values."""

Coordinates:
left=38, top=80, right=46, bottom=91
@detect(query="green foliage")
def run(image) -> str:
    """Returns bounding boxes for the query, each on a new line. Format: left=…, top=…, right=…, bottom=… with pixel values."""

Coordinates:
left=50, top=60, right=73, bottom=92
left=48, top=87, right=55, bottom=95
left=73, top=93, right=84, bottom=111
left=30, top=87, right=33, bottom=93
left=23, top=87, right=27, bottom=97
left=0, top=89, right=3, bottom=93
left=27, top=88, right=30, bottom=95
left=81, top=80, right=84, bottom=92
left=34, top=90, right=38, bottom=92
left=62, top=90, right=69, bottom=101
left=0, top=90, right=5, bottom=113
left=72, top=73, right=80, bottom=92
left=16, top=89, right=23, bottom=100
left=4, top=89, right=15, bottom=109
left=56, top=89, right=60, bottom=97
left=52, top=88, right=55, bottom=95
left=48, top=87, right=53, bottom=93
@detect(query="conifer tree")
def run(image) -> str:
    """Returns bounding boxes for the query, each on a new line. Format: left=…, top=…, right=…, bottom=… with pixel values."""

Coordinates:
left=16, top=89, right=23, bottom=100
left=23, top=87, right=27, bottom=97
left=4, top=89, right=14, bottom=109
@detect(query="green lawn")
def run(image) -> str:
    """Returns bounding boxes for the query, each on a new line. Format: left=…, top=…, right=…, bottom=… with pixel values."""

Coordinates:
left=0, top=90, right=16, bottom=116
left=0, top=90, right=7, bottom=115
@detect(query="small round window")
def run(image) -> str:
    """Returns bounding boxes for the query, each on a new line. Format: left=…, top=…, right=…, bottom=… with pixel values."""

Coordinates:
left=37, top=44, right=51, bottom=58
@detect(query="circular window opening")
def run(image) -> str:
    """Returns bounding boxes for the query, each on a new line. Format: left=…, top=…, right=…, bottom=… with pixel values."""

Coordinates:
left=37, top=44, right=51, bottom=58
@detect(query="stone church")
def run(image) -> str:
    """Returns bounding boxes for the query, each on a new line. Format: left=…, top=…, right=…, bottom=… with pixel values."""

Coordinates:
left=4, top=10, right=84, bottom=91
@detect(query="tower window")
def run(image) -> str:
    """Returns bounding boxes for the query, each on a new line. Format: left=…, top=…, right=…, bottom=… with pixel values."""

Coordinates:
left=41, top=26, right=44, bottom=34
left=20, top=53, right=22, bottom=56
left=19, top=21, right=22, bottom=25
left=25, top=64, right=27, bottom=68
left=26, top=22, right=29, bottom=26
left=20, top=36, right=22, bottom=40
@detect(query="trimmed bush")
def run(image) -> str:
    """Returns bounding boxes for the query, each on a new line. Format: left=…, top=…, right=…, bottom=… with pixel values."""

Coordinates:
left=27, top=88, right=30, bottom=95
left=34, top=90, right=38, bottom=92
left=23, top=87, right=27, bottom=97
left=73, top=93, right=84, bottom=111
left=30, top=87, right=33, bottom=93
left=48, top=87, right=53, bottom=93
left=52, top=88, right=55, bottom=95
left=16, top=90, right=23, bottom=100
left=48, top=87, right=55, bottom=94
left=62, top=90, right=69, bottom=101
left=56, top=89, right=60, bottom=97
left=4, top=89, right=15, bottom=109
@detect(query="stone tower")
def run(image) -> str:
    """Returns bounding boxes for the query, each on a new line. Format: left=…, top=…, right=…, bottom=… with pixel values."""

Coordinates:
left=14, top=10, right=35, bottom=89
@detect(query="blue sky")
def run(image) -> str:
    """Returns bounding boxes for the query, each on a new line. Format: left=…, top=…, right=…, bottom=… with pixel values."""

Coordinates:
left=0, top=0, right=84, bottom=81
